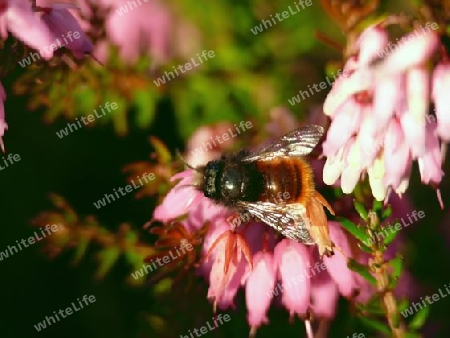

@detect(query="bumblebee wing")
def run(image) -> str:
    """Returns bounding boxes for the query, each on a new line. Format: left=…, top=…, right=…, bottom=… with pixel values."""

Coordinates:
left=237, top=201, right=314, bottom=244
left=242, top=124, right=324, bottom=162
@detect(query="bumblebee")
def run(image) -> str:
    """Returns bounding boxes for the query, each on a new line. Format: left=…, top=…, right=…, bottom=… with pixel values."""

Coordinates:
left=189, top=125, right=334, bottom=256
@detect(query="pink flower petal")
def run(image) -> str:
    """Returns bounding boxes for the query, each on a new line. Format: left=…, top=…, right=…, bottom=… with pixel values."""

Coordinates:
left=245, top=252, right=276, bottom=329
left=323, top=222, right=357, bottom=297
left=4, top=0, right=54, bottom=59
left=432, top=63, right=450, bottom=141
left=417, top=121, right=444, bottom=185
left=274, top=239, right=311, bottom=317
left=153, top=170, right=205, bottom=222
left=376, top=31, right=439, bottom=77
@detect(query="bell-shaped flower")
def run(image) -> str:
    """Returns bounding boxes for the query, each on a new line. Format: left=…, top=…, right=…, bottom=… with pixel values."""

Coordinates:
left=41, top=3, right=93, bottom=58
left=274, top=239, right=311, bottom=318
left=0, top=0, right=54, bottom=59
left=245, top=251, right=276, bottom=333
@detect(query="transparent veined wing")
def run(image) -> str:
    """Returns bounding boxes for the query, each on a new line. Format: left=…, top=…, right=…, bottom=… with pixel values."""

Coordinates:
left=242, top=124, right=324, bottom=162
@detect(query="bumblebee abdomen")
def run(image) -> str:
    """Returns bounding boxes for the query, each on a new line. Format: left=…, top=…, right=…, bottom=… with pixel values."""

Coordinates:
left=256, top=157, right=314, bottom=205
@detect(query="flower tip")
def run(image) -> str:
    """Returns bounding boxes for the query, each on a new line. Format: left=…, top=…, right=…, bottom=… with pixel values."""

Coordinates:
left=436, top=188, right=444, bottom=210
left=249, top=326, right=257, bottom=338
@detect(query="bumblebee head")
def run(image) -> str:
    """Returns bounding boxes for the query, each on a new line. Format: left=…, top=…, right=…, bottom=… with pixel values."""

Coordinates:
left=202, top=160, right=224, bottom=200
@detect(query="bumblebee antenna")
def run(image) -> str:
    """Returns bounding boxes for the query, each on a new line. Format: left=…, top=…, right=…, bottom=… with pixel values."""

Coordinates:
left=176, top=149, right=196, bottom=170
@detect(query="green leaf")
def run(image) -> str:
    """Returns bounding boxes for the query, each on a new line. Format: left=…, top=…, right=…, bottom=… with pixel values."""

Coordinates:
left=348, top=258, right=377, bottom=285
left=404, top=333, right=421, bottom=338
left=337, top=217, right=370, bottom=243
left=372, top=200, right=383, bottom=214
left=390, top=255, right=404, bottom=279
left=359, top=316, right=391, bottom=334
left=73, top=85, right=97, bottom=115
left=383, top=223, right=399, bottom=245
left=95, top=247, right=120, bottom=280
left=354, top=200, right=368, bottom=221
left=153, top=277, right=172, bottom=296
left=134, top=88, right=156, bottom=129
left=72, top=238, right=90, bottom=265
left=409, top=305, right=430, bottom=330
left=398, top=299, right=410, bottom=312
left=358, top=241, right=373, bottom=253
left=382, top=205, right=392, bottom=219
left=356, top=301, right=385, bottom=315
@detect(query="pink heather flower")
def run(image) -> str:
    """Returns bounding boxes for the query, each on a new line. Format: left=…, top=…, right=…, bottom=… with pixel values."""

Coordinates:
left=417, top=121, right=444, bottom=186
left=245, top=252, right=276, bottom=331
left=323, top=222, right=361, bottom=297
left=205, top=230, right=252, bottom=309
left=432, top=62, right=450, bottom=141
left=0, top=0, right=54, bottom=59
left=274, top=239, right=311, bottom=318
left=0, top=82, right=7, bottom=152
left=310, top=269, right=339, bottom=319
left=152, top=170, right=206, bottom=223
left=376, top=30, right=439, bottom=77
left=383, top=118, right=412, bottom=193
left=41, top=3, right=93, bottom=58
left=322, top=24, right=444, bottom=203
left=185, top=122, right=235, bottom=167
left=97, top=0, right=172, bottom=64
left=356, top=24, right=389, bottom=65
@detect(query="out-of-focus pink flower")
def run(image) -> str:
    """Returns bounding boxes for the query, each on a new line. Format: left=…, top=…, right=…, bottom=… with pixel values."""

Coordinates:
left=356, top=24, right=389, bottom=64
left=97, top=0, right=172, bottom=64
left=41, top=3, right=93, bottom=58
left=274, top=239, right=311, bottom=318
left=0, top=82, right=7, bottom=152
left=432, top=62, right=450, bottom=141
left=245, top=252, right=276, bottom=331
left=0, top=0, right=54, bottom=59
left=322, top=24, right=444, bottom=205
left=265, top=106, right=299, bottom=138
left=377, top=30, right=439, bottom=77
left=185, top=122, right=235, bottom=167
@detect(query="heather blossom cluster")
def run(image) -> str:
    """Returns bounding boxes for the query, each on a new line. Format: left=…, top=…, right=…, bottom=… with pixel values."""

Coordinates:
left=150, top=167, right=374, bottom=336
left=322, top=22, right=447, bottom=205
